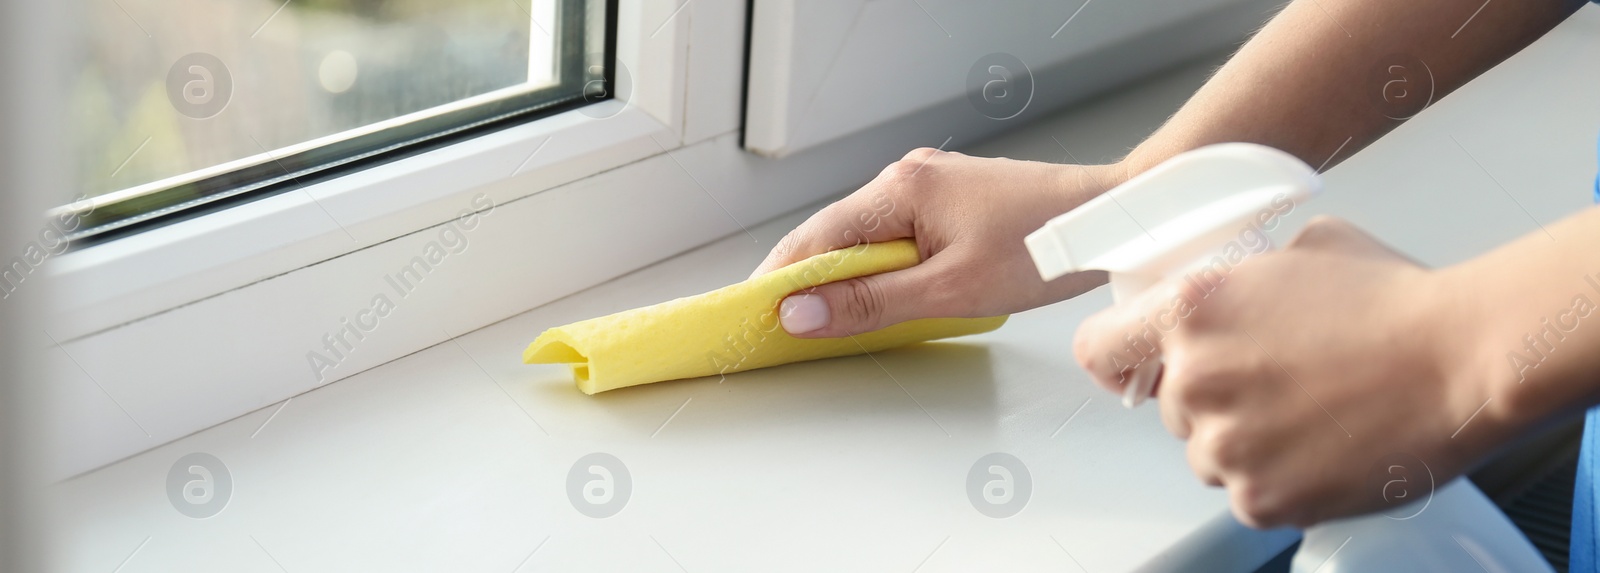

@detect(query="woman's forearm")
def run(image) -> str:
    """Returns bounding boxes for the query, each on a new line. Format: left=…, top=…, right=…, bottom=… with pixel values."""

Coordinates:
left=1123, top=0, right=1583, bottom=175
left=1444, top=206, right=1600, bottom=439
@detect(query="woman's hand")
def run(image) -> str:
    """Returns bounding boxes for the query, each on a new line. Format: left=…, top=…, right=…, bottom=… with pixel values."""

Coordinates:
left=1073, top=217, right=1501, bottom=528
left=751, top=147, right=1126, bottom=338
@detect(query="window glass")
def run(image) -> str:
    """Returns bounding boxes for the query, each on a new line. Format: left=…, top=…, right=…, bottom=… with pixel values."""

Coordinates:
left=69, top=0, right=607, bottom=242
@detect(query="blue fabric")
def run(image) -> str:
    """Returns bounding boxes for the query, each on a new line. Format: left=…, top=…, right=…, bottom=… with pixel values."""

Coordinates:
left=1572, top=136, right=1600, bottom=573
left=1578, top=408, right=1598, bottom=572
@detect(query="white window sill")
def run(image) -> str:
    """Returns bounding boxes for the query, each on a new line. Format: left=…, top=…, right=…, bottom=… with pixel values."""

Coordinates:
left=45, top=189, right=1296, bottom=572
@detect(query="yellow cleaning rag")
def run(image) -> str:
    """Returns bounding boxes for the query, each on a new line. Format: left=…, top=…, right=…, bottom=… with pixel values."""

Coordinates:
left=523, top=239, right=1008, bottom=394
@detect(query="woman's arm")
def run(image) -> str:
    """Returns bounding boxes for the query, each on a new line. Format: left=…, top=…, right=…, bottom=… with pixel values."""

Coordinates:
left=1453, top=208, right=1600, bottom=441
left=1125, top=0, right=1585, bottom=173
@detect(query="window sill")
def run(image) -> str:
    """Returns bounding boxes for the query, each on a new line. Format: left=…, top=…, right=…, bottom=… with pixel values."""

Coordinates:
left=47, top=196, right=1295, bottom=572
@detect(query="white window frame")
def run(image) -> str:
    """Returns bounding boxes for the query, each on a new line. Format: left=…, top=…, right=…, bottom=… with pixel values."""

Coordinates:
left=51, top=0, right=690, bottom=342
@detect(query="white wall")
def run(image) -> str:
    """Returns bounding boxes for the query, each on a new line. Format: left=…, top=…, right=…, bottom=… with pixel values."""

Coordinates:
left=746, top=0, right=1280, bottom=156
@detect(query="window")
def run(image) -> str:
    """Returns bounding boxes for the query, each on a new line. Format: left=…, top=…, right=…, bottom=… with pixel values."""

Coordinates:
left=65, top=0, right=612, bottom=244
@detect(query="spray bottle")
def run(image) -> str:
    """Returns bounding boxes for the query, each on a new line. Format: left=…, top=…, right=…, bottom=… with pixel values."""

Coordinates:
left=1024, top=143, right=1553, bottom=571
left=1025, top=142, right=1320, bottom=407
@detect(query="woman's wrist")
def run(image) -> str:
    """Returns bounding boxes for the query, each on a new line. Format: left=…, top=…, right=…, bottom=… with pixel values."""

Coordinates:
left=1404, top=265, right=1509, bottom=447
left=1431, top=258, right=1564, bottom=450
left=1051, top=161, right=1131, bottom=207
left=1120, top=144, right=1167, bottom=181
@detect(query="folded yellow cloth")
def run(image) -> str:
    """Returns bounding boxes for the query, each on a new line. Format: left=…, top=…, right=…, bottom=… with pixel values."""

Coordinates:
left=523, top=239, right=1008, bottom=394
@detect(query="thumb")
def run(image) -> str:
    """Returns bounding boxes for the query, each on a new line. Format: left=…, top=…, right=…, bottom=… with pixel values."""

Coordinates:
left=1287, top=215, right=1417, bottom=263
left=777, top=259, right=951, bottom=338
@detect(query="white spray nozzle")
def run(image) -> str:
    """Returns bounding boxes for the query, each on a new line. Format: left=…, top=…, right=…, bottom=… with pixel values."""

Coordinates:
left=1025, top=143, right=1322, bottom=406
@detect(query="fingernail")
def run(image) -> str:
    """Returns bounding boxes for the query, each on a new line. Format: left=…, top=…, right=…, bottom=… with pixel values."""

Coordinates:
left=779, top=294, right=829, bottom=334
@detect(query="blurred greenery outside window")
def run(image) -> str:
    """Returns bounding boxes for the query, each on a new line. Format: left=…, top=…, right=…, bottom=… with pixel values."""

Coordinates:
left=69, top=0, right=607, bottom=241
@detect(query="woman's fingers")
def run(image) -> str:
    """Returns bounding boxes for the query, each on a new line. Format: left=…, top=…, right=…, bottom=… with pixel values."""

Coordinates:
left=778, top=251, right=963, bottom=338
left=750, top=149, right=942, bottom=278
left=1072, top=280, right=1185, bottom=396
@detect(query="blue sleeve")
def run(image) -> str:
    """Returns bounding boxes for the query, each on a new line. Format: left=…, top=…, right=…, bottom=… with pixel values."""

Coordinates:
left=1572, top=137, right=1600, bottom=573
